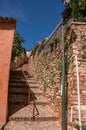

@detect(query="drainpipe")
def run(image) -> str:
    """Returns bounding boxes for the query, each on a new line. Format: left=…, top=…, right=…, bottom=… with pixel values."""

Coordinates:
left=62, top=18, right=66, bottom=130
left=75, top=54, right=82, bottom=130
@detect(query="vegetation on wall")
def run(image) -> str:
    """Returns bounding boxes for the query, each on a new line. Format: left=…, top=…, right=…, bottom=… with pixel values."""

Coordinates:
left=31, top=39, right=46, bottom=56
left=31, top=43, right=40, bottom=56
left=57, top=55, right=70, bottom=71
left=82, top=52, right=86, bottom=59
left=37, top=44, right=44, bottom=54
left=75, top=124, right=86, bottom=130
left=11, top=31, right=25, bottom=61
left=49, top=36, right=60, bottom=52
left=70, top=0, right=86, bottom=22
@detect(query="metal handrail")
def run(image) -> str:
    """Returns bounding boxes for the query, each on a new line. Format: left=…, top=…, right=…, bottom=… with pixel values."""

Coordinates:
left=21, top=69, right=39, bottom=121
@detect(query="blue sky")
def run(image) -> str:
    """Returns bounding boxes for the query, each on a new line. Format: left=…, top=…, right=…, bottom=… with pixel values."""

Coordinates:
left=0, top=0, right=64, bottom=50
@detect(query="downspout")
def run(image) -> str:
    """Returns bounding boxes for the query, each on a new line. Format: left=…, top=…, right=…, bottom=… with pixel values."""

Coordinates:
left=75, top=54, right=82, bottom=130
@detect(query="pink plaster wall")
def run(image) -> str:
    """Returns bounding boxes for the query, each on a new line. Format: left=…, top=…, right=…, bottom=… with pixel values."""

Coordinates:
left=0, top=23, right=16, bottom=123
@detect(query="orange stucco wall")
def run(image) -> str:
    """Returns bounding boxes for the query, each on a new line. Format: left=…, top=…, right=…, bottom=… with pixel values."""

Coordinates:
left=0, top=23, right=16, bottom=123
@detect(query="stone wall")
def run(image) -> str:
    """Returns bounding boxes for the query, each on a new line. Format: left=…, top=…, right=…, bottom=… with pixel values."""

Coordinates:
left=67, top=22, right=86, bottom=128
left=29, top=41, right=62, bottom=119
left=11, top=52, right=27, bottom=69
left=28, top=22, right=86, bottom=129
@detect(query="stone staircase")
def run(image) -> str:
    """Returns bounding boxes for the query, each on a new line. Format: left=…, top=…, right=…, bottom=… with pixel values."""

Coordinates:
left=3, top=68, right=61, bottom=130
left=8, top=70, right=29, bottom=116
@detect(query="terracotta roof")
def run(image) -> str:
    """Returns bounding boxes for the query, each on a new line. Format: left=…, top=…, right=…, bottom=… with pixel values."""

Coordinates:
left=0, top=16, right=16, bottom=24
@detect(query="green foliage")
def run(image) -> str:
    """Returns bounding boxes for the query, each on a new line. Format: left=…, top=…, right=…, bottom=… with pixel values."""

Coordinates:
left=82, top=44, right=86, bottom=49
left=62, top=6, right=72, bottom=23
left=41, top=39, right=46, bottom=44
left=31, top=39, right=45, bottom=56
left=42, top=80, right=48, bottom=91
left=75, top=124, right=86, bottom=130
left=31, top=43, right=40, bottom=56
left=64, top=24, right=70, bottom=36
left=49, top=36, right=60, bottom=52
left=49, top=41, right=54, bottom=53
left=70, top=0, right=86, bottom=22
left=65, top=55, right=70, bottom=70
left=43, top=51, right=48, bottom=59
left=57, top=55, right=70, bottom=71
left=64, top=24, right=70, bottom=50
left=82, top=52, right=86, bottom=59
left=50, top=70, right=56, bottom=85
left=57, top=60, right=62, bottom=70
left=64, top=40, right=68, bottom=50
left=11, top=31, right=25, bottom=61
left=37, top=44, right=44, bottom=54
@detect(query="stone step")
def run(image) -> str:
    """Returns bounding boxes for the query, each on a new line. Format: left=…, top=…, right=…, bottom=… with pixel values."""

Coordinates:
left=8, top=105, right=28, bottom=116
left=9, top=87, right=28, bottom=93
left=10, top=70, right=29, bottom=75
left=27, top=78, right=36, bottom=81
left=10, top=73, right=24, bottom=76
left=9, top=82, right=27, bottom=86
left=29, top=86, right=39, bottom=89
left=28, top=81, right=37, bottom=84
left=9, top=91, right=28, bottom=95
left=9, top=83, right=28, bottom=87
left=8, top=94, right=28, bottom=102
left=9, top=80, right=26, bottom=83
left=8, top=101, right=28, bottom=105
left=9, top=116, right=58, bottom=122
left=10, top=76, right=24, bottom=80
left=8, top=101, right=48, bottom=106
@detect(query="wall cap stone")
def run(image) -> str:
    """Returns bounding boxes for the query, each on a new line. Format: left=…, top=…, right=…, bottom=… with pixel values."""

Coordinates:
left=0, top=16, right=16, bottom=24
left=70, top=22, right=86, bottom=26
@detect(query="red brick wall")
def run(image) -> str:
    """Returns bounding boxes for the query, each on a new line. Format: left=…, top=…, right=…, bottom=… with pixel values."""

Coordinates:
left=0, top=22, right=16, bottom=123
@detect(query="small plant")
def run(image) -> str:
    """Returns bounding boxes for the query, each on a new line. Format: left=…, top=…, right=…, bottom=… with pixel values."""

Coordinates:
left=65, top=55, right=70, bottom=70
left=52, top=36, right=60, bottom=47
left=82, top=44, right=86, bottom=49
left=64, top=40, right=68, bottom=50
left=82, top=52, right=86, bottom=59
left=43, top=80, right=48, bottom=91
left=57, top=60, right=62, bottom=70
left=75, top=124, right=86, bottom=130
left=37, top=44, right=44, bottom=54
left=31, top=43, right=40, bottom=56
left=64, top=24, right=70, bottom=38
left=64, top=24, right=70, bottom=32
left=49, top=36, right=60, bottom=52
left=50, top=70, right=56, bottom=85
left=49, top=41, right=54, bottom=53
left=43, top=51, right=48, bottom=59
left=57, top=55, right=70, bottom=71
left=41, top=39, right=46, bottom=44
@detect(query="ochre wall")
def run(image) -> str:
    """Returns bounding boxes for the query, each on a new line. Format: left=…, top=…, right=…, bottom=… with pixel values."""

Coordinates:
left=0, top=22, right=16, bottom=123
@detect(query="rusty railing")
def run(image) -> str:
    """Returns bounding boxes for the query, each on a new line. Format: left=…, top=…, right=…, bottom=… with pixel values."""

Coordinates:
left=22, top=69, right=39, bottom=121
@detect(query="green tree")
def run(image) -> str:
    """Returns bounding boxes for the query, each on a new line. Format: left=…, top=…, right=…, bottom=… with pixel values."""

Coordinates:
left=11, top=31, right=25, bottom=61
left=70, top=0, right=86, bottom=22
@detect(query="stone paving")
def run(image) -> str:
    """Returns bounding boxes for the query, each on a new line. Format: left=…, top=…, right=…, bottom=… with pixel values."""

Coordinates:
left=3, top=69, right=61, bottom=130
